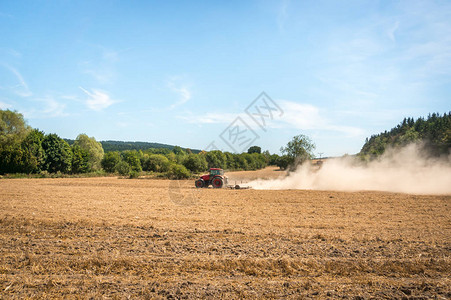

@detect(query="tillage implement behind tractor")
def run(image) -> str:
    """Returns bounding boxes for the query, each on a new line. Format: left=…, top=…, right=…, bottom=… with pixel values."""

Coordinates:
left=195, top=168, right=251, bottom=189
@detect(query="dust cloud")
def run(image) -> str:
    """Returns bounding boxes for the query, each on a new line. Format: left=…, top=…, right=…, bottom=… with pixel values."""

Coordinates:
left=249, top=143, right=451, bottom=195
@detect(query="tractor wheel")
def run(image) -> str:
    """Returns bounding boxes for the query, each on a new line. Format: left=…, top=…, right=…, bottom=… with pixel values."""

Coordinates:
left=195, top=179, right=204, bottom=188
left=212, top=177, right=224, bottom=188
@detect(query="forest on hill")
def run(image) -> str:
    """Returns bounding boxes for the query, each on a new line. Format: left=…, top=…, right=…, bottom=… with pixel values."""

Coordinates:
left=64, top=139, right=200, bottom=153
left=359, top=112, right=451, bottom=160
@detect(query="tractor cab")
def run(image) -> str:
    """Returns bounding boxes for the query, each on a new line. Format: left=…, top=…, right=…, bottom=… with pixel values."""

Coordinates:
left=209, top=168, right=224, bottom=176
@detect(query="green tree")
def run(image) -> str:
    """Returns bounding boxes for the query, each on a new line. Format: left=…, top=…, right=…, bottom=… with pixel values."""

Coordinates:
left=42, top=134, right=73, bottom=173
left=0, top=145, right=25, bottom=174
left=262, top=150, right=271, bottom=163
left=101, top=151, right=122, bottom=173
left=224, top=152, right=237, bottom=170
left=205, top=150, right=227, bottom=169
left=166, top=152, right=177, bottom=163
left=73, top=134, right=104, bottom=171
left=144, top=154, right=170, bottom=172
left=252, top=153, right=267, bottom=169
left=116, top=161, right=132, bottom=176
left=280, top=134, right=315, bottom=168
left=359, top=112, right=451, bottom=159
left=140, top=154, right=150, bottom=171
left=0, top=109, right=30, bottom=148
left=167, top=163, right=191, bottom=179
left=0, top=129, right=44, bottom=174
left=172, top=146, right=185, bottom=155
left=183, top=153, right=208, bottom=173
left=71, top=145, right=91, bottom=173
left=121, top=150, right=142, bottom=172
left=248, top=145, right=261, bottom=154
left=20, top=129, right=46, bottom=173
left=243, top=153, right=257, bottom=170
left=232, top=154, right=247, bottom=170
left=398, top=127, right=420, bottom=146
left=276, top=155, right=291, bottom=170
left=268, top=153, right=280, bottom=165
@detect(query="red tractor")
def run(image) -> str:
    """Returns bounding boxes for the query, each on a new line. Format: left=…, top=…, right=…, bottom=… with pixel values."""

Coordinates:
left=195, top=168, right=228, bottom=188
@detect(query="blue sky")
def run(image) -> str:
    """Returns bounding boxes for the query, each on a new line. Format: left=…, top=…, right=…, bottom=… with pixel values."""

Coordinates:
left=1, top=0, right=450, bottom=156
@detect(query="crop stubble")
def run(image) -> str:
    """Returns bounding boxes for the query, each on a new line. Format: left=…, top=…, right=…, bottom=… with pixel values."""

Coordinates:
left=0, top=176, right=450, bottom=298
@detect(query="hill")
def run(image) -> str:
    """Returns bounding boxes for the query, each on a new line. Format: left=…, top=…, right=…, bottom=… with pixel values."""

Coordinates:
left=64, top=139, right=201, bottom=153
left=359, top=112, right=451, bottom=159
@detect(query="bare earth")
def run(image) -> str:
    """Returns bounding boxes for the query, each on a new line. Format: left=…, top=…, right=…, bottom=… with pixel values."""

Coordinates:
left=1, top=168, right=450, bottom=299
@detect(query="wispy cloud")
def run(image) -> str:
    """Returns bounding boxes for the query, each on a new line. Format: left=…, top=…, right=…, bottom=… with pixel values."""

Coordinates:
left=40, top=96, right=67, bottom=117
left=82, top=67, right=115, bottom=84
left=79, top=87, right=118, bottom=111
left=0, top=64, right=32, bottom=97
left=22, top=96, right=68, bottom=118
left=277, top=100, right=364, bottom=137
left=178, top=112, right=237, bottom=124
left=9, top=67, right=31, bottom=97
left=319, top=0, right=451, bottom=97
left=277, top=0, right=290, bottom=32
left=387, top=21, right=399, bottom=42
left=102, top=50, right=119, bottom=62
left=179, top=100, right=364, bottom=137
left=168, top=78, right=191, bottom=109
left=277, top=101, right=323, bottom=130
left=0, top=47, right=21, bottom=58
left=79, top=46, right=123, bottom=84
left=116, top=121, right=129, bottom=128
left=306, top=0, right=451, bottom=130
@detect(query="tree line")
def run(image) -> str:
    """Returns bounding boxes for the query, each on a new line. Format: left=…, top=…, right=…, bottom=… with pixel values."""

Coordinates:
left=0, top=109, right=105, bottom=175
left=66, top=140, right=201, bottom=153
left=1, top=109, right=289, bottom=178
left=5, top=108, right=449, bottom=177
left=101, top=148, right=271, bottom=179
left=359, top=112, right=451, bottom=160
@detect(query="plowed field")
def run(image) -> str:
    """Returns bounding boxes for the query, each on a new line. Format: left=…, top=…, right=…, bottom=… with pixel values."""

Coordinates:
left=1, top=171, right=450, bottom=298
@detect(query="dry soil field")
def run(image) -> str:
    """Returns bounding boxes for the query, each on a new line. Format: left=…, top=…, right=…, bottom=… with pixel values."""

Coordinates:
left=0, top=168, right=450, bottom=299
